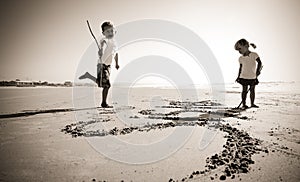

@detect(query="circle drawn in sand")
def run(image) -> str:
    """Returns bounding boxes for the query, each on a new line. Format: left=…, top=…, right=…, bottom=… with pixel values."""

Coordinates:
left=73, top=19, right=225, bottom=164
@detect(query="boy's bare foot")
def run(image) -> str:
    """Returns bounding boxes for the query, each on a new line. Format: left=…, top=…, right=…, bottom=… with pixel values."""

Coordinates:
left=251, top=104, right=259, bottom=108
left=101, top=102, right=112, bottom=108
left=78, top=72, right=89, bottom=80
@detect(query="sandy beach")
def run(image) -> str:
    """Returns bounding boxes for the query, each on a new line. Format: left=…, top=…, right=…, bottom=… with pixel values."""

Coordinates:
left=0, top=82, right=299, bottom=182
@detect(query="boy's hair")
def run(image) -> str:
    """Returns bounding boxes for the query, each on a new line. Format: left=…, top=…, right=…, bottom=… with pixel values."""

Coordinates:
left=101, top=21, right=113, bottom=32
left=234, top=38, right=256, bottom=50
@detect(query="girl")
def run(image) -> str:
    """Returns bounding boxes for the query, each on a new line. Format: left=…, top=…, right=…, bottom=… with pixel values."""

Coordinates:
left=235, top=39, right=262, bottom=109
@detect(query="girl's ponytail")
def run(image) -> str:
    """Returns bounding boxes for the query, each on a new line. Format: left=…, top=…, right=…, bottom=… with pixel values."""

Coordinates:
left=235, top=39, right=257, bottom=50
left=250, top=43, right=256, bottom=49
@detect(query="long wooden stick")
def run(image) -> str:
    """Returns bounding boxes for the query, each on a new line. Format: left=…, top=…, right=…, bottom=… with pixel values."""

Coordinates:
left=86, top=20, right=100, bottom=50
left=236, top=88, right=250, bottom=108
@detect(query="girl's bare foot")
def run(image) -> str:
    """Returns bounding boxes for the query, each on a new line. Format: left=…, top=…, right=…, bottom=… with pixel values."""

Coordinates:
left=241, top=105, right=249, bottom=109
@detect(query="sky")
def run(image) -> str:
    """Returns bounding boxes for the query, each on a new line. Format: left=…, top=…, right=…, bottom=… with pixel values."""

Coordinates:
left=0, top=0, right=299, bottom=85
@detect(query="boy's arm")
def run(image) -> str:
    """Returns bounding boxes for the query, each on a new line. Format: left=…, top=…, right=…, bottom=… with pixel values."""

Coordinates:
left=98, top=48, right=103, bottom=58
left=236, top=64, right=242, bottom=82
left=256, top=57, right=262, bottom=76
left=114, top=53, right=119, bottom=70
left=98, top=40, right=106, bottom=58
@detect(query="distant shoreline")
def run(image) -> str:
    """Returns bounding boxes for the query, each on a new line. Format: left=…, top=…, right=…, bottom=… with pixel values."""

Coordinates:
left=0, top=80, right=298, bottom=89
left=0, top=80, right=73, bottom=87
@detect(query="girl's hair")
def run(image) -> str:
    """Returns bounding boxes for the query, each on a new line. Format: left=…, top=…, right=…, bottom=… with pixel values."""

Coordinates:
left=234, top=38, right=256, bottom=50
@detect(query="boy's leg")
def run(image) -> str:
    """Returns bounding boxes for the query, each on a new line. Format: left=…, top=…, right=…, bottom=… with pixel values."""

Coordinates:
left=250, top=85, right=257, bottom=107
left=78, top=72, right=97, bottom=83
left=242, top=85, right=248, bottom=107
left=100, top=65, right=111, bottom=107
left=101, top=86, right=110, bottom=106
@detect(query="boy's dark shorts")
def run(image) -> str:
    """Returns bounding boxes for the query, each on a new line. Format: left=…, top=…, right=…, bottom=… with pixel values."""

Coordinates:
left=96, top=63, right=111, bottom=88
left=237, top=78, right=259, bottom=86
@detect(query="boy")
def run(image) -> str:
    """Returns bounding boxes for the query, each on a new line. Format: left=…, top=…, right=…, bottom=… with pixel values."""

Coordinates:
left=79, top=21, right=119, bottom=107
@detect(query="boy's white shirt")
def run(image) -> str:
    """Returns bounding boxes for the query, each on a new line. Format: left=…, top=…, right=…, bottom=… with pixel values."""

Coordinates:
left=239, top=52, right=259, bottom=79
left=98, top=37, right=117, bottom=65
